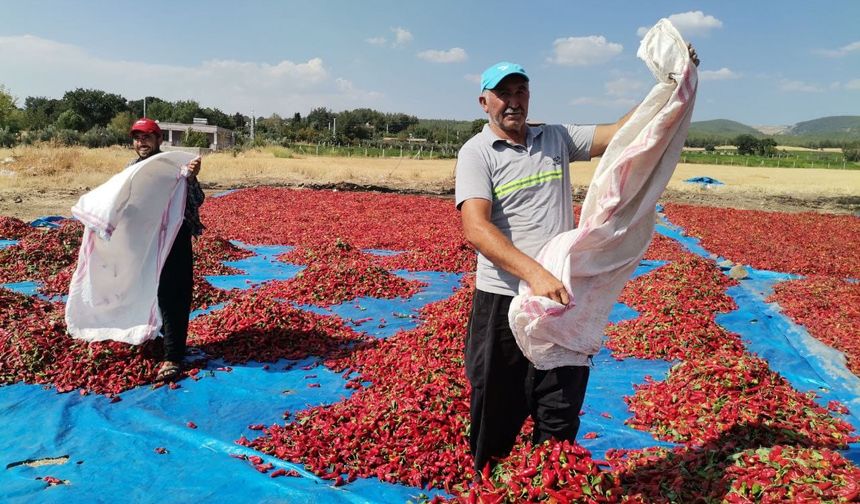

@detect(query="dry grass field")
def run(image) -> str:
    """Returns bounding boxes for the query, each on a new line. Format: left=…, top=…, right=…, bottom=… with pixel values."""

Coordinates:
left=1, top=145, right=858, bottom=220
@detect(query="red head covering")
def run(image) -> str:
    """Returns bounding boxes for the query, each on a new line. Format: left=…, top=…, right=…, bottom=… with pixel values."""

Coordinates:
left=130, top=118, right=161, bottom=136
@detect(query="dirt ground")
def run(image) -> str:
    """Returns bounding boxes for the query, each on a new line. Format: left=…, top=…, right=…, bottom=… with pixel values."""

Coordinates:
left=1, top=147, right=858, bottom=220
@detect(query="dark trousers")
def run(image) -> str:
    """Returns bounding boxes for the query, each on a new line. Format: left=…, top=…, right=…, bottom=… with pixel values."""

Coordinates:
left=465, top=289, right=590, bottom=472
left=158, top=222, right=194, bottom=363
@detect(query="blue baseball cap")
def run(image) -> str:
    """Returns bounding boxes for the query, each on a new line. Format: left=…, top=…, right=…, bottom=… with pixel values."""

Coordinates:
left=480, top=61, right=529, bottom=91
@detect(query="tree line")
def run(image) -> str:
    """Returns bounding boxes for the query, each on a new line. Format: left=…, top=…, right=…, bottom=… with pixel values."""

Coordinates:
left=3, top=84, right=856, bottom=160
left=686, top=133, right=859, bottom=161
left=0, top=84, right=484, bottom=150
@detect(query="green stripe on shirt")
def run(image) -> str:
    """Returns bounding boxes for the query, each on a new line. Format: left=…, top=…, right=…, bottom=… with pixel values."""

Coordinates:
left=493, top=169, right=563, bottom=199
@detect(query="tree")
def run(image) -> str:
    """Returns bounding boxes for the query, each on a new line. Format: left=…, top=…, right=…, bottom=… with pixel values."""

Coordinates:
left=384, top=113, right=419, bottom=134
left=470, top=119, right=487, bottom=135
left=0, top=85, right=19, bottom=130
left=62, top=88, right=128, bottom=130
left=128, top=96, right=167, bottom=119
left=296, top=126, right=321, bottom=143
left=734, top=134, right=759, bottom=156
left=22, top=97, right=63, bottom=130
left=172, top=100, right=201, bottom=124
left=183, top=128, right=210, bottom=148
left=201, top=106, right=235, bottom=129
left=306, top=107, right=335, bottom=131
left=756, top=138, right=777, bottom=156
left=336, top=110, right=372, bottom=141
left=141, top=99, right=173, bottom=122
left=108, top=111, right=135, bottom=135
left=232, top=113, right=247, bottom=129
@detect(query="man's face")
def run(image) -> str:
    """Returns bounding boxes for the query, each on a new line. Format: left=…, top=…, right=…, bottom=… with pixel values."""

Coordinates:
left=132, top=131, right=160, bottom=158
left=480, top=74, right=530, bottom=137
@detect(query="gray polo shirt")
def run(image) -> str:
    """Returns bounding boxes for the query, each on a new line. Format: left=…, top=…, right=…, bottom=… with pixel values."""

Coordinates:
left=455, top=123, right=595, bottom=295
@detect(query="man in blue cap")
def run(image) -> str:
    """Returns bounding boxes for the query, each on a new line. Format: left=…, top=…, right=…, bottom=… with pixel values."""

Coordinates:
left=456, top=50, right=697, bottom=473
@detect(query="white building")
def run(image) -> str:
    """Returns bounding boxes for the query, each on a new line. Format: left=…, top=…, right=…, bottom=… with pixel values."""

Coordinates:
left=157, top=118, right=235, bottom=151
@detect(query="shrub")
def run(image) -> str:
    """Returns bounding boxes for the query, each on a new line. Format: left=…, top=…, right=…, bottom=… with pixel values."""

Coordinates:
left=18, top=127, right=56, bottom=145
left=54, top=129, right=82, bottom=146
left=0, top=127, right=16, bottom=147
left=55, top=110, right=86, bottom=131
left=82, top=126, right=127, bottom=148
left=183, top=128, right=210, bottom=148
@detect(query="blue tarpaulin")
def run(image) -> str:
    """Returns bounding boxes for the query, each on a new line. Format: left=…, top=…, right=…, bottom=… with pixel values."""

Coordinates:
left=28, top=216, right=66, bottom=228
left=655, top=214, right=860, bottom=464
left=684, top=176, right=724, bottom=186
left=1, top=206, right=858, bottom=502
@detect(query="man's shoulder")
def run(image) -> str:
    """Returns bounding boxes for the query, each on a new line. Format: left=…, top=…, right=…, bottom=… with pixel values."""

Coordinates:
left=537, top=123, right=569, bottom=134
left=461, top=128, right=494, bottom=150
left=458, top=136, right=496, bottom=167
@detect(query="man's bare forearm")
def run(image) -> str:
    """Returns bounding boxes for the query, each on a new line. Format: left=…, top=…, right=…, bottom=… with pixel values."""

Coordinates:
left=465, top=219, right=546, bottom=284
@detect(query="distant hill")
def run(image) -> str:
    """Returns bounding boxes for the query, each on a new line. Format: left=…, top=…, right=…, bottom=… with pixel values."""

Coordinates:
left=687, top=116, right=860, bottom=146
left=788, top=116, right=860, bottom=136
left=688, top=119, right=762, bottom=139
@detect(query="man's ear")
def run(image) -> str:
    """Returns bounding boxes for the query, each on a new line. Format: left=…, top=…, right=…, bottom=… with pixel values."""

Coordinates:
left=478, top=94, right=489, bottom=113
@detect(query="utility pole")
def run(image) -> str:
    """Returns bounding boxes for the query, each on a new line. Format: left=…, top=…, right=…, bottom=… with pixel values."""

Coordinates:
left=143, top=97, right=147, bottom=117
left=250, top=108, right=255, bottom=141
left=333, top=117, right=337, bottom=138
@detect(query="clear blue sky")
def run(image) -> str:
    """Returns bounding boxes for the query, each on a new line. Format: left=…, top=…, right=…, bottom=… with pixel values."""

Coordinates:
left=1, top=0, right=858, bottom=126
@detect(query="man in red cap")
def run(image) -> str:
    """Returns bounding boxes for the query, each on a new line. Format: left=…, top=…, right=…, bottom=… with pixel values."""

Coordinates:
left=130, top=118, right=204, bottom=382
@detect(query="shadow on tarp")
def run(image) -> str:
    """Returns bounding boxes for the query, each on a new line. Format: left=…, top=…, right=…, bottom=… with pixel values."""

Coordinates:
left=0, top=357, right=445, bottom=503
left=578, top=259, right=678, bottom=461
left=613, top=423, right=819, bottom=502
left=656, top=212, right=860, bottom=464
